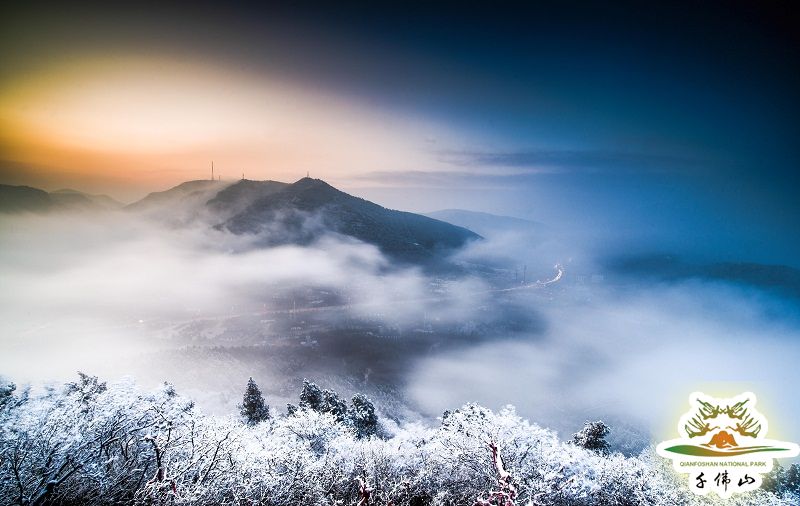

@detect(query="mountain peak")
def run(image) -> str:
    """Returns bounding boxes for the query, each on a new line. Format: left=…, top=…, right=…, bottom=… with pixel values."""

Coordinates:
left=0, top=184, right=54, bottom=213
left=126, top=179, right=226, bottom=211
left=206, top=179, right=289, bottom=215
left=218, top=178, right=481, bottom=262
left=291, top=177, right=337, bottom=191
left=122, top=177, right=480, bottom=263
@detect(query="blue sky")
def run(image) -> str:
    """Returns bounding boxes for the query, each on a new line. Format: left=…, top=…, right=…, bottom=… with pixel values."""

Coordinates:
left=2, top=1, right=798, bottom=265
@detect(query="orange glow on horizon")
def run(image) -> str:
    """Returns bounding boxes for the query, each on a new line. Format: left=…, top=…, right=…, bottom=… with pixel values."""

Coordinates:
left=0, top=56, right=462, bottom=200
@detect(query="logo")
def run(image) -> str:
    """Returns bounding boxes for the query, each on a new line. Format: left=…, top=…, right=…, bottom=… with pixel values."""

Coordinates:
left=657, top=392, right=798, bottom=498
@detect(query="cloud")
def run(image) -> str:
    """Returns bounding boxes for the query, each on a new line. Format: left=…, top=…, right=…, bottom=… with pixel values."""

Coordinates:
left=2, top=200, right=798, bottom=447
left=0, top=208, right=492, bottom=403
left=437, top=149, right=704, bottom=174
left=351, top=145, right=706, bottom=189
left=350, top=170, right=529, bottom=189
left=406, top=279, right=800, bottom=449
left=353, top=149, right=704, bottom=189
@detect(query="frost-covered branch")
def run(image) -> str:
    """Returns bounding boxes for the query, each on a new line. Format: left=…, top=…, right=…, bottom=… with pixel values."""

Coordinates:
left=0, top=376, right=797, bottom=505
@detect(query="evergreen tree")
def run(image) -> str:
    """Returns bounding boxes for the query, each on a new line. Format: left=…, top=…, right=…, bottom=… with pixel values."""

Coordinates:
left=571, top=420, right=611, bottom=455
left=322, top=388, right=348, bottom=422
left=350, top=393, right=378, bottom=438
left=0, top=379, right=15, bottom=409
left=299, top=380, right=324, bottom=411
left=762, top=462, right=787, bottom=494
left=0, top=380, right=15, bottom=397
left=786, top=463, right=800, bottom=494
left=298, top=380, right=348, bottom=421
left=239, top=377, right=270, bottom=425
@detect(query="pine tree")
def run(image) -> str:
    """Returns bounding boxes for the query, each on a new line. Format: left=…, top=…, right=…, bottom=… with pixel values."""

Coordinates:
left=0, top=379, right=15, bottom=408
left=298, top=380, right=348, bottom=421
left=239, top=377, right=270, bottom=425
left=571, top=420, right=611, bottom=455
left=350, top=393, right=378, bottom=438
left=786, top=463, right=800, bottom=494
left=299, top=380, right=324, bottom=411
left=763, top=462, right=787, bottom=494
left=322, top=388, right=348, bottom=422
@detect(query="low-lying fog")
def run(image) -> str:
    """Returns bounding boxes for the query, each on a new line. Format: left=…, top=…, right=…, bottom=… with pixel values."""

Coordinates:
left=1, top=207, right=799, bottom=452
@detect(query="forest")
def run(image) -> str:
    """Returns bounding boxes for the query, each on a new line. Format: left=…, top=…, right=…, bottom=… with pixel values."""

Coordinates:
left=1, top=374, right=797, bottom=505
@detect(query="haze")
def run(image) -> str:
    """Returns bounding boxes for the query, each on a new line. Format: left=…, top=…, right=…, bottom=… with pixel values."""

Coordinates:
left=1, top=1, right=799, bottom=456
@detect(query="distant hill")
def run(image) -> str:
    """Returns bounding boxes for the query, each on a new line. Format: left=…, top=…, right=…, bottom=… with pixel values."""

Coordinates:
left=220, top=178, right=481, bottom=261
left=50, top=189, right=123, bottom=210
left=425, top=209, right=545, bottom=237
left=0, top=184, right=122, bottom=213
left=0, top=185, right=54, bottom=213
left=607, top=254, right=800, bottom=301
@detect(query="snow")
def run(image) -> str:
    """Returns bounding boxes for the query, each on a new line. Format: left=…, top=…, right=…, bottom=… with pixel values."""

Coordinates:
left=0, top=376, right=796, bottom=505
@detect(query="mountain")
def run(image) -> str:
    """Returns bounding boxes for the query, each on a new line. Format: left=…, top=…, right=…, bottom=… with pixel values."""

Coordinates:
left=50, top=189, right=124, bottom=210
left=0, top=184, right=54, bottom=213
left=125, top=180, right=226, bottom=212
left=124, top=177, right=481, bottom=262
left=206, top=179, right=289, bottom=217
left=0, top=184, right=122, bottom=213
left=220, top=178, right=481, bottom=261
left=425, top=209, right=545, bottom=237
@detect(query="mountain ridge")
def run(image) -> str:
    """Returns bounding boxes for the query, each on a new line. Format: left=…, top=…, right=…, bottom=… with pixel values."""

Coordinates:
left=123, top=177, right=483, bottom=262
left=0, top=184, right=122, bottom=213
left=425, top=209, right=545, bottom=237
left=125, top=180, right=227, bottom=211
left=2, top=177, right=482, bottom=262
left=218, top=178, right=482, bottom=262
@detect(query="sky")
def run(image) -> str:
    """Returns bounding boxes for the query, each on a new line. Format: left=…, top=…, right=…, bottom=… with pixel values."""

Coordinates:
left=1, top=1, right=798, bottom=265
left=2, top=1, right=800, bottom=447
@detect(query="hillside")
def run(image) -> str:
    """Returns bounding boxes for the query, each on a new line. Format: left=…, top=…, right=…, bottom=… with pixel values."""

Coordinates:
left=0, top=184, right=121, bottom=213
left=220, top=178, right=482, bottom=261
left=125, top=180, right=226, bottom=211
left=0, top=185, right=54, bottom=213
left=205, top=179, right=289, bottom=217
left=122, top=177, right=481, bottom=262
left=50, top=189, right=124, bottom=210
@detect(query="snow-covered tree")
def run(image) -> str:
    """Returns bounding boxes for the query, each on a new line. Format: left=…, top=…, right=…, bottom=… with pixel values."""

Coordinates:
left=323, top=388, right=348, bottom=422
left=297, top=379, right=348, bottom=422
left=571, top=420, right=611, bottom=455
left=349, top=393, right=378, bottom=439
left=1, top=376, right=796, bottom=505
left=762, top=461, right=800, bottom=497
left=0, top=379, right=14, bottom=409
left=298, top=379, right=324, bottom=410
left=239, top=377, right=270, bottom=425
left=786, top=464, right=800, bottom=495
left=64, top=371, right=106, bottom=411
